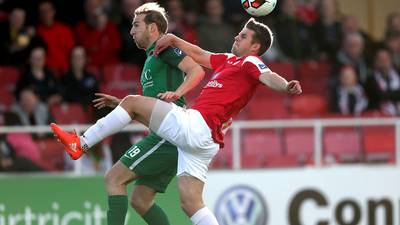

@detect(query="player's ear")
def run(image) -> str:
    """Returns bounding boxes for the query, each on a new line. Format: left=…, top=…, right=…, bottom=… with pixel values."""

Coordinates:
left=251, top=43, right=261, bottom=54
left=149, top=23, right=158, bottom=34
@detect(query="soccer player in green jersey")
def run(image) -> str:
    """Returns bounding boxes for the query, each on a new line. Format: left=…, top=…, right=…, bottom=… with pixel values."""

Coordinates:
left=67, top=3, right=204, bottom=225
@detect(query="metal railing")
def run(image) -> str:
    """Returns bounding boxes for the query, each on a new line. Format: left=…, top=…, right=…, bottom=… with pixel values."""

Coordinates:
left=1, top=117, right=399, bottom=173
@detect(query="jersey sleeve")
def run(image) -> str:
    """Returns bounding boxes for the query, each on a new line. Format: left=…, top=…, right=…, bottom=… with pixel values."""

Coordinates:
left=158, top=47, right=186, bottom=67
left=210, top=53, right=229, bottom=70
left=242, top=56, right=271, bottom=80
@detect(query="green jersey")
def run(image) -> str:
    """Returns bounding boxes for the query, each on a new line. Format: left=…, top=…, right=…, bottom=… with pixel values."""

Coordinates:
left=141, top=43, right=186, bottom=107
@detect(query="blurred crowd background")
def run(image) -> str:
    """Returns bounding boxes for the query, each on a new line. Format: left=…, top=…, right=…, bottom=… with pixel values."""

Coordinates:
left=0, top=0, right=400, bottom=173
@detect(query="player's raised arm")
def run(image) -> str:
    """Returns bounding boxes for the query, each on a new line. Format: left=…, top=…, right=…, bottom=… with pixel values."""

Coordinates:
left=155, top=33, right=214, bottom=69
left=259, top=71, right=302, bottom=94
left=157, top=56, right=205, bottom=102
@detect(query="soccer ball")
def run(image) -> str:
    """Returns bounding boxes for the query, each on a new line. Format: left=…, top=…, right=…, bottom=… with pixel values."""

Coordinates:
left=241, top=0, right=277, bottom=17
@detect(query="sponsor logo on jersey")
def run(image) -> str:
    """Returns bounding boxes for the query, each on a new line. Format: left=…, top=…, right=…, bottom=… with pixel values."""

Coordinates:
left=258, top=64, right=267, bottom=70
left=206, top=80, right=223, bottom=88
left=215, top=185, right=268, bottom=225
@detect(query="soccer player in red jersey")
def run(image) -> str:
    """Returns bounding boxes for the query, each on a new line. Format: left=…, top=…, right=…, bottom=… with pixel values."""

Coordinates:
left=51, top=18, right=302, bottom=225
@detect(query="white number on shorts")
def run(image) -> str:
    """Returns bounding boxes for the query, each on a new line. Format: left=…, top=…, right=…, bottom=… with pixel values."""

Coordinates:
left=126, top=146, right=141, bottom=158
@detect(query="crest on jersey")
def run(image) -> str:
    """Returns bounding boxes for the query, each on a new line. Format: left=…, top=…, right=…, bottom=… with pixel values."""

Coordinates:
left=215, top=185, right=268, bottom=225
left=173, top=47, right=183, bottom=56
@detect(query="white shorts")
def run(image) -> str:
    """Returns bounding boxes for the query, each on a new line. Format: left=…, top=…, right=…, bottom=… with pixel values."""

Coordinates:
left=151, top=103, right=219, bottom=182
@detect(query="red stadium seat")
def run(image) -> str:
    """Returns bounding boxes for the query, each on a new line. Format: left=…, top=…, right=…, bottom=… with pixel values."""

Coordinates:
left=0, top=66, right=20, bottom=90
left=268, top=61, right=296, bottom=80
left=362, top=126, right=395, bottom=162
left=246, top=97, right=290, bottom=119
left=242, top=129, right=283, bottom=168
left=283, top=128, right=314, bottom=165
left=0, top=87, right=15, bottom=110
left=323, top=127, right=362, bottom=163
left=103, top=63, right=141, bottom=92
left=298, top=61, right=331, bottom=78
left=290, top=94, right=328, bottom=118
left=100, top=85, right=132, bottom=98
left=37, top=138, right=65, bottom=171
left=51, top=103, right=88, bottom=124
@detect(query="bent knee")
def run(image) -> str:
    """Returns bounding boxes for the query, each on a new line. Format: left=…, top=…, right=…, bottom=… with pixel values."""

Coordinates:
left=130, top=195, right=153, bottom=215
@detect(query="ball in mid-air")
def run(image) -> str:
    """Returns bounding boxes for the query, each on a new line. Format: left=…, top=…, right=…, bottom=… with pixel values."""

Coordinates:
left=241, top=0, right=277, bottom=17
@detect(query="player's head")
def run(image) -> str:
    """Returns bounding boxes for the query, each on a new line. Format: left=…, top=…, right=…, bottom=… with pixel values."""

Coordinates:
left=231, top=18, right=273, bottom=57
left=131, top=2, right=168, bottom=49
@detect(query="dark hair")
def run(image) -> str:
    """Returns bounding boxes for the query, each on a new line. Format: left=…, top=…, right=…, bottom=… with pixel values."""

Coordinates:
left=135, top=3, right=168, bottom=34
left=245, top=18, right=273, bottom=55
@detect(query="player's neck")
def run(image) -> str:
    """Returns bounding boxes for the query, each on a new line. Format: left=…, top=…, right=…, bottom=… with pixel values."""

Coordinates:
left=145, top=34, right=162, bottom=50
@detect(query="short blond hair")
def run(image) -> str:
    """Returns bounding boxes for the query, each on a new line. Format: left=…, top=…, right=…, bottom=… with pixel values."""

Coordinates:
left=135, top=2, right=168, bottom=34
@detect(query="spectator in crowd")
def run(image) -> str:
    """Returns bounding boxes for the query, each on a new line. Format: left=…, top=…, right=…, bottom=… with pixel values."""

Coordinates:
left=341, top=15, right=376, bottom=62
left=274, top=0, right=314, bottom=61
left=313, top=0, right=341, bottom=60
left=385, top=12, right=400, bottom=37
left=0, top=112, right=45, bottom=172
left=365, top=48, right=400, bottom=116
left=61, top=46, right=99, bottom=110
left=297, top=0, right=319, bottom=25
left=384, top=33, right=400, bottom=72
left=335, top=32, right=368, bottom=84
left=75, top=0, right=122, bottom=67
left=11, top=86, right=54, bottom=127
left=330, top=66, right=368, bottom=116
left=37, top=1, right=75, bottom=74
left=118, top=0, right=146, bottom=65
left=15, top=47, right=61, bottom=105
left=167, top=0, right=198, bottom=44
left=197, top=0, right=235, bottom=53
left=0, top=8, right=44, bottom=66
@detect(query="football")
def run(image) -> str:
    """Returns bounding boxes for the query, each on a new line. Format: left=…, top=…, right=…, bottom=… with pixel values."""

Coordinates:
left=241, top=0, right=277, bottom=17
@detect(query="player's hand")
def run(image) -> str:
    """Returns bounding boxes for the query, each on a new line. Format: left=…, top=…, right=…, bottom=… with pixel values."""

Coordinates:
left=155, top=34, right=175, bottom=56
left=157, top=91, right=181, bottom=102
left=286, top=80, right=302, bottom=94
left=93, top=93, right=121, bottom=109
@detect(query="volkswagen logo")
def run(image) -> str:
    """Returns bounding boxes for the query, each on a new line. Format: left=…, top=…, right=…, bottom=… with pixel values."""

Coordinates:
left=214, top=185, right=268, bottom=225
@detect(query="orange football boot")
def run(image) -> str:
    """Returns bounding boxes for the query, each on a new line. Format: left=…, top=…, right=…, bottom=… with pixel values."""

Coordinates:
left=50, top=123, right=84, bottom=160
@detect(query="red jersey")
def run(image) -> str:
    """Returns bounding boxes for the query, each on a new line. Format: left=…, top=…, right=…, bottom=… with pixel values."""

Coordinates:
left=192, top=53, right=270, bottom=147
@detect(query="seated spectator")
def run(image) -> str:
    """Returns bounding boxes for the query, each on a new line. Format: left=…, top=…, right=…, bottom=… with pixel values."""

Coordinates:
left=385, top=12, right=400, bottom=37
left=297, top=0, right=319, bottom=25
left=0, top=8, right=45, bottom=66
left=15, top=47, right=62, bottom=105
left=197, top=0, right=235, bottom=53
left=0, top=112, right=45, bottom=172
left=75, top=0, right=121, bottom=67
left=335, top=32, right=368, bottom=84
left=341, top=15, right=376, bottom=62
left=365, top=48, right=400, bottom=116
left=11, top=86, right=54, bottom=127
left=274, top=0, right=315, bottom=62
left=37, top=1, right=75, bottom=74
left=118, top=0, right=146, bottom=65
left=61, top=46, right=99, bottom=109
left=167, top=0, right=198, bottom=44
left=330, top=66, right=368, bottom=116
left=313, top=0, right=341, bottom=60
left=384, top=33, right=400, bottom=72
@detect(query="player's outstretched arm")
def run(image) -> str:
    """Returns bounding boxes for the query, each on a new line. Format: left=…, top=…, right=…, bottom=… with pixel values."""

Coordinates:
left=157, top=56, right=205, bottom=102
left=259, top=71, right=302, bottom=94
left=155, top=33, right=214, bottom=69
left=93, top=93, right=122, bottom=109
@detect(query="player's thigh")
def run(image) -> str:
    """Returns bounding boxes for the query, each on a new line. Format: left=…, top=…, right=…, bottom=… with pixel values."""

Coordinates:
left=120, top=95, right=159, bottom=127
left=120, top=134, right=178, bottom=193
left=105, top=161, right=137, bottom=186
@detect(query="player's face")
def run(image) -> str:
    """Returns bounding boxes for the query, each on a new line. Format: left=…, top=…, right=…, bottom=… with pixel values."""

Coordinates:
left=130, top=14, right=151, bottom=49
left=231, top=28, right=257, bottom=57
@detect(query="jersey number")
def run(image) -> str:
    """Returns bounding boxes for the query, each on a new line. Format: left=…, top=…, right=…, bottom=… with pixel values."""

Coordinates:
left=126, top=146, right=141, bottom=158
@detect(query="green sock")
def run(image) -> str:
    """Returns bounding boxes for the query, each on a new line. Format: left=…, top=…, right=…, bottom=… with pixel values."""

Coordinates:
left=142, top=204, right=171, bottom=225
left=107, top=195, right=128, bottom=225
